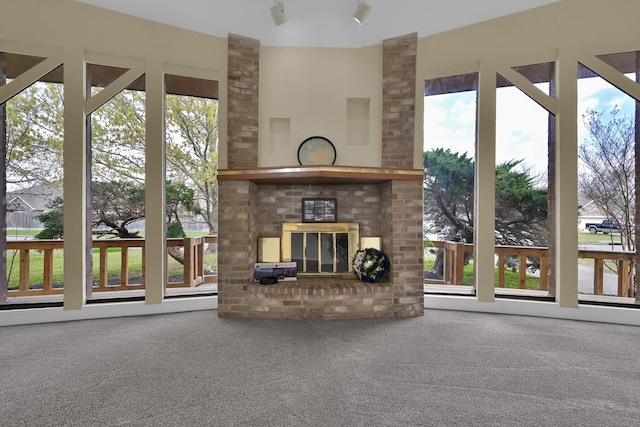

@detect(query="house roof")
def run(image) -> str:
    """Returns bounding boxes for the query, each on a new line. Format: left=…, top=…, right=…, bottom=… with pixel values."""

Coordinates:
left=6, top=184, right=62, bottom=212
left=75, top=0, right=561, bottom=48
left=578, top=200, right=607, bottom=218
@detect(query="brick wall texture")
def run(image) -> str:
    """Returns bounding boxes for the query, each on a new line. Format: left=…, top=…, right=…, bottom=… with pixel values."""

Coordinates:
left=256, top=184, right=383, bottom=238
left=246, top=280, right=394, bottom=319
left=217, top=180, right=258, bottom=317
left=382, top=180, right=424, bottom=316
left=227, top=33, right=260, bottom=169
left=381, top=32, right=417, bottom=169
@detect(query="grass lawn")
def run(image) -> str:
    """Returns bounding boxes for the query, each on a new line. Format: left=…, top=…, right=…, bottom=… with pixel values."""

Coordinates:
left=6, top=229, right=41, bottom=237
left=424, top=260, right=542, bottom=289
left=578, top=232, right=624, bottom=244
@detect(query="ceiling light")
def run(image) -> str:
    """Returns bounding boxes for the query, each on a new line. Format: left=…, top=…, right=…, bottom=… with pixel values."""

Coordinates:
left=353, top=2, right=371, bottom=25
left=271, top=2, right=285, bottom=26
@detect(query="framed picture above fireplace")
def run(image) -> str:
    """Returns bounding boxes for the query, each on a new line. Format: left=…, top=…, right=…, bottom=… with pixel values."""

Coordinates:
left=302, top=198, right=337, bottom=223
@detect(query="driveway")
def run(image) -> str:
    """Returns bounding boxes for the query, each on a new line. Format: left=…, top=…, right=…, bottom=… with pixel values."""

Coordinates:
left=578, top=264, right=620, bottom=296
left=578, top=243, right=627, bottom=296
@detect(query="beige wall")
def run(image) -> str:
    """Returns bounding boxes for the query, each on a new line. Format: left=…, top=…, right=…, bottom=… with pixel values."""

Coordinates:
left=260, top=45, right=382, bottom=167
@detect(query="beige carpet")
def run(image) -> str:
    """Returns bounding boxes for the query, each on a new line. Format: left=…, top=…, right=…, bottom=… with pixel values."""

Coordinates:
left=1, top=309, right=639, bottom=426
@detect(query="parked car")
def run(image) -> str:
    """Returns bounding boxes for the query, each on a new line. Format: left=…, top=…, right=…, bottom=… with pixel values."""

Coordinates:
left=585, top=219, right=621, bottom=234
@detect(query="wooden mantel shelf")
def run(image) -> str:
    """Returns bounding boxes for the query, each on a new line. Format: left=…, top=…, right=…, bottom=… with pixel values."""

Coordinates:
left=217, top=165, right=423, bottom=185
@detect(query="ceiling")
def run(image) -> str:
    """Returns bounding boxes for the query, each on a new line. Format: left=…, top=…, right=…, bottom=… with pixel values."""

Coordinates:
left=75, top=0, right=562, bottom=48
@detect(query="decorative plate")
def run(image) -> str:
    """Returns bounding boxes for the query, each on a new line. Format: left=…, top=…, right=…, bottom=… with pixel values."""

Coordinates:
left=297, top=136, right=336, bottom=166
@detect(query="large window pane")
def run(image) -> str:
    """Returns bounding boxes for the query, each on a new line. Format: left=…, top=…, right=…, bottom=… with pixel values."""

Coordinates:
left=423, top=73, right=478, bottom=290
left=577, top=60, right=638, bottom=300
left=494, top=68, right=551, bottom=294
left=2, top=55, right=65, bottom=302
left=88, top=64, right=146, bottom=297
left=164, top=74, right=218, bottom=294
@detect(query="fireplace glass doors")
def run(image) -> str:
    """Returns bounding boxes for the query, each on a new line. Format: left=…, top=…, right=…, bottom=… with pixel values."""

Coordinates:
left=281, top=223, right=360, bottom=276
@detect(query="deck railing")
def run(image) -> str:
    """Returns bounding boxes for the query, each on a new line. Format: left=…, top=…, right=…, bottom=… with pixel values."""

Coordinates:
left=425, top=240, right=634, bottom=297
left=5, top=235, right=217, bottom=297
left=5, top=237, right=634, bottom=298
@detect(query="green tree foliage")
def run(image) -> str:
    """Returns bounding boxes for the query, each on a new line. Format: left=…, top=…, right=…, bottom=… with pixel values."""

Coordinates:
left=90, top=90, right=219, bottom=234
left=6, top=82, right=218, bottom=236
left=166, top=181, right=199, bottom=238
left=91, top=181, right=146, bottom=238
left=35, top=197, right=64, bottom=239
left=424, top=148, right=548, bottom=278
left=36, top=181, right=199, bottom=240
left=165, top=94, right=218, bottom=234
left=90, top=89, right=146, bottom=183
left=423, top=148, right=474, bottom=244
left=5, top=82, right=64, bottom=189
left=495, top=160, right=548, bottom=246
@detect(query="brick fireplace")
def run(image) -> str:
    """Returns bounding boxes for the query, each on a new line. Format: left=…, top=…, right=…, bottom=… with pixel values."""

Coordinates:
left=217, top=167, right=424, bottom=319
left=219, top=32, right=422, bottom=319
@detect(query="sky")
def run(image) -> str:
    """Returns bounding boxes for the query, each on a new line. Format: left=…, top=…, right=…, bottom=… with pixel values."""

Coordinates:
left=424, top=74, right=637, bottom=178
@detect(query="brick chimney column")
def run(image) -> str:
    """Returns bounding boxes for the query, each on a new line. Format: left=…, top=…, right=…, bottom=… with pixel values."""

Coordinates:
left=381, top=33, right=423, bottom=316
left=218, top=34, right=261, bottom=317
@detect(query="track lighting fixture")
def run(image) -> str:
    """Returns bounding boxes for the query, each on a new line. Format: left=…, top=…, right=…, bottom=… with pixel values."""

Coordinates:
left=353, top=1, right=371, bottom=25
left=271, top=1, right=285, bottom=26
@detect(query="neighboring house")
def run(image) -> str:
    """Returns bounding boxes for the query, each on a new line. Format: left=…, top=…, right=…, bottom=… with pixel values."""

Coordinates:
left=6, top=184, right=62, bottom=213
left=578, top=198, right=607, bottom=232
left=6, top=195, right=34, bottom=212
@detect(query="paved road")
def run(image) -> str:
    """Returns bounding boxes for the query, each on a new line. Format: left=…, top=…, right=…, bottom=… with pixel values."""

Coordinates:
left=579, top=244, right=627, bottom=296
left=578, top=264, right=620, bottom=296
left=6, top=235, right=33, bottom=241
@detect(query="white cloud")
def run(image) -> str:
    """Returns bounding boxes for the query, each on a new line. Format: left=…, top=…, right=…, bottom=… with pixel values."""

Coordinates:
left=496, top=86, right=549, bottom=174
left=424, top=93, right=475, bottom=158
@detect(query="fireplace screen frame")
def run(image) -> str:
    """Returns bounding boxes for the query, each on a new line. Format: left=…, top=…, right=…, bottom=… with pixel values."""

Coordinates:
left=281, top=223, right=360, bottom=276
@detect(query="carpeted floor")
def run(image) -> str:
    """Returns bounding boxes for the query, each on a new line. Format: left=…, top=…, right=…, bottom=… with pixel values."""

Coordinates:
left=1, top=309, right=639, bottom=426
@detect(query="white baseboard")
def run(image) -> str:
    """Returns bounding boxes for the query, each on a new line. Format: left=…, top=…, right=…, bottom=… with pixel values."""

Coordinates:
left=2, top=295, right=638, bottom=327
left=424, top=294, right=640, bottom=326
left=0, top=296, right=217, bottom=327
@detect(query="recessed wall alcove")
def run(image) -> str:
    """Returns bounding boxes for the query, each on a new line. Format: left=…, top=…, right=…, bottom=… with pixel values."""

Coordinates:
left=217, top=166, right=425, bottom=319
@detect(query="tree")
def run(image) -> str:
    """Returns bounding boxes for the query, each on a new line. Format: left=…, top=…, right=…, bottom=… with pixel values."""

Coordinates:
left=6, top=84, right=218, bottom=236
left=166, top=180, right=199, bottom=235
left=494, top=160, right=549, bottom=247
left=424, top=148, right=548, bottom=278
left=91, top=181, right=146, bottom=238
left=424, top=148, right=474, bottom=239
left=90, top=89, right=146, bottom=183
left=5, top=82, right=64, bottom=190
left=35, top=179, right=210, bottom=269
left=38, top=180, right=198, bottom=240
left=579, top=107, right=636, bottom=297
left=165, top=94, right=218, bottom=235
left=35, top=197, right=64, bottom=239
left=91, top=90, right=219, bottom=235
